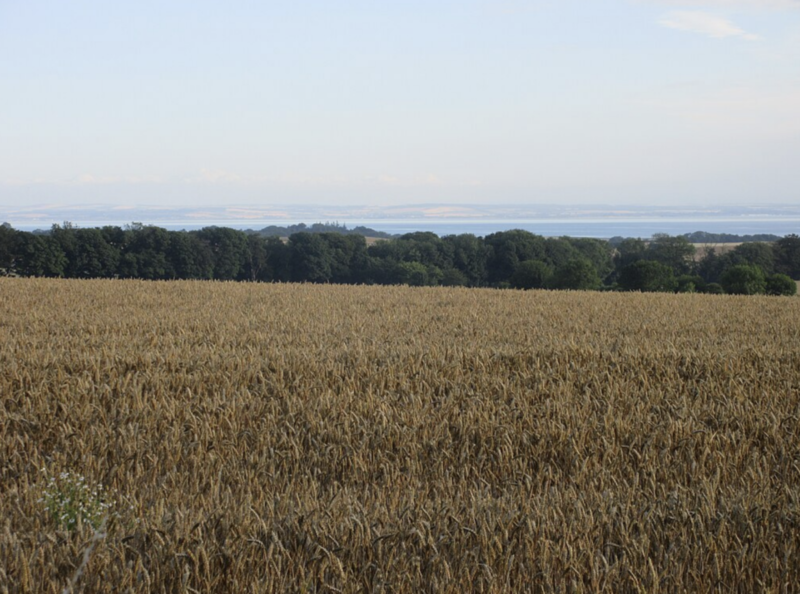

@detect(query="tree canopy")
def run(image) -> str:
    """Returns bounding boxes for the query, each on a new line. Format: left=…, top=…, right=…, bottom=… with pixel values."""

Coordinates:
left=2, top=223, right=794, bottom=297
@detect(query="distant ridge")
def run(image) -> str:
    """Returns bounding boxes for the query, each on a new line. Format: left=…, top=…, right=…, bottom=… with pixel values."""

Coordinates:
left=608, top=230, right=783, bottom=245
left=681, top=231, right=782, bottom=243
left=251, top=221, right=396, bottom=239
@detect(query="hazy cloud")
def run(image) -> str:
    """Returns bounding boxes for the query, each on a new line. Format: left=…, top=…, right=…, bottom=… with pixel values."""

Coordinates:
left=648, top=0, right=799, bottom=9
left=188, top=169, right=243, bottom=184
left=480, top=0, right=555, bottom=15
left=660, top=11, right=760, bottom=39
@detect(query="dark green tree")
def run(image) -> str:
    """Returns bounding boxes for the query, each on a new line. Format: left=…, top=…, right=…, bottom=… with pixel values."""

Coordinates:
left=510, top=260, right=553, bottom=290
left=167, top=232, right=213, bottom=279
left=647, top=234, right=696, bottom=274
left=727, top=242, right=775, bottom=275
left=265, top=236, right=291, bottom=282
left=567, top=237, right=614, bottom=281
left=619, top=260, right=677, bottom=292
left=289, top=232, right=333, bottom=283
left=99, top=226, right=127, bottom=251
left=765, top=273, right=797, bottom=296
left=396, top=232, right=453, bottom=271
left=440, top=268, right=469, bottom=287
left=696, top=247, right=727, bottom=283
left=120, top=225, right=174, bottom=279
left=614, top=238, right=647, bottom=269
left=70, top=228, right=120, bottom=277
left=49, top=223, right=80, bottom=276
left=543, top=238, right=580, bottom=270
left=550, top=258, right=600, bottom=291
left=363, top=256, right=399, bottom=285
left=319, top=233, right=368, bottom=284
left=0, top=223, right=16, bottom=273
left=443, top=234, right=489, bottom=286
left=196, top=227, right=249, bottom=280
left=395, top=261, right=433, bottom=286
left=484, top=230, right=546, bottom=284
left=676, top=274, right=705, bottom=294
left=775, top=234, right=800, bottom=279
left=15, top=234, right=67, bottom=277
left=720, top=264, right=766, bottom=295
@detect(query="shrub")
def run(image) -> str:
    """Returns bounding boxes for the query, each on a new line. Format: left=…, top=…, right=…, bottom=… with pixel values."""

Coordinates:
left=440, top=268, right=469, bottom=287
left=550, top=258, right=600, bottom=291
left=677, top=274, right=705, bottom=294
left=720, top=264, right=766, bottom=295
left=619, top=260, right=677, bottom=292
left=765, top=273, right=797, bottom=296
left=510, top=260, right=553, bottom=290
left=39, top=470, right=112, bottom=531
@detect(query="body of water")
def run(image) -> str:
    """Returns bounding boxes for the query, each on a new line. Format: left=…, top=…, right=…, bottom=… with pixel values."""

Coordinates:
left=14, top=217, right=800, bottom=239
left=325, top=218, right=800, bottom=239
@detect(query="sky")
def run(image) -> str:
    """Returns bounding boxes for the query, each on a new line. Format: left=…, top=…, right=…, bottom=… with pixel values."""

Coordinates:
left=1, top=0, right=800, bottom=210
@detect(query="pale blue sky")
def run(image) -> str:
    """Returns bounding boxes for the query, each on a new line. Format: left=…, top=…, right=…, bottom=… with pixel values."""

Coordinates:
left=1, top=0, right=799, bottom=208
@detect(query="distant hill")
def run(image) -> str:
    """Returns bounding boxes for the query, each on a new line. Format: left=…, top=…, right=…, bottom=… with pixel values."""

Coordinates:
left=681, top=231, right=781, bottom=243
left=252, top=222, right=395, bottom=239
left=608, top=231, right=782, bottom=246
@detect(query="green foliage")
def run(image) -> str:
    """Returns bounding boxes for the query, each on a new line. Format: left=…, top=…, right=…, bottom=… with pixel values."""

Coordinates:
left=551, top=259, right=600, bottom=291
left=775, top=234, right=800, bottom=279
left=443, top=234, right=489, bottom=286
left=71, top=228, right=120, bottom=278
left=120, top=226, right=174, bottom=279
left=765, top=274, right=797, bottom=297
left=683, top=231, right=780, bottom=243
left=6, top=223, right=796, bottom=296
left=729, top=242, right=775, bottom=274
left=440, top=268, right=469, bottom=287
left=510, top=260, right=553, bottom=290
left=243, top=234, right=289, bottom=282
left=395, top=261, right=431, bottom=286
left=721, top=264, right=767, bottom=295
left=396, top=232, right=453, bottom=272
left=289, top=233, right=332, bottom=283
left=319, top=233, right=369, bottom=284
left=39, top=470, right=112, bottom=531
left=619, top=261, right=677, bottom=293
left=704, top=282, right=725, bottom=295
left=676, top=275, right=705, bottom=294
left=196, top=226, right=249, bottom=280
left=614, top=238, right=647, bottom=270
left=0, top=222, right=15, bottom=273
left=647, top=234, right=695, bottom=274
left=168, top=232, right=214, bottom=280
left=15, top=234, right=67, bottom=277
left=543, top=238, right=580, bottom=269
left=567, top=237, right=614, bottom=281
left=484, top=230, right=546, bottom=284
left=696, top=248, right=727, bottom=284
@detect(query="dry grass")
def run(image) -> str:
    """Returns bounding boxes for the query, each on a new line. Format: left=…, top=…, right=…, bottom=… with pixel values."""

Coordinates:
left=691, top=243, right=742, bottom=262
left=1, top=278, right=799, bottom=593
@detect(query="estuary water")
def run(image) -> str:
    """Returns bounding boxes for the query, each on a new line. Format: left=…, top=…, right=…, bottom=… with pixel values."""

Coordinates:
left=316, top=218, right=800, bottom=239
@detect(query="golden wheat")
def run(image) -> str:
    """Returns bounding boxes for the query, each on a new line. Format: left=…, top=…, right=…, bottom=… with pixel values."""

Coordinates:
left=1, top=278, right=799, bottom=593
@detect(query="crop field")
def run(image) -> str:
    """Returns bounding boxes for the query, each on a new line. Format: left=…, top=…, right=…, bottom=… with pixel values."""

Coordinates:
left=690, top=243, right=742, bottom=262
left=1, top=278, right=799, bottom=593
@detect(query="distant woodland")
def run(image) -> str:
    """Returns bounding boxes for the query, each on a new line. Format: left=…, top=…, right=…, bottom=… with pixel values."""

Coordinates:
left=0, top=222, right=797, bottom=295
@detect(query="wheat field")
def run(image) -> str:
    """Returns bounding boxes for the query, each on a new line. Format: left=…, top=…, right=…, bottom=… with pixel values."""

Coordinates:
left=1, top=278, right=799, bottom=593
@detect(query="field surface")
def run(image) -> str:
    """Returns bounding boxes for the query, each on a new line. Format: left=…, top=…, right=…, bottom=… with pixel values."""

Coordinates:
left=1, top=278, right=799, bottom=593
left=691, top=243, right=742, bottom=262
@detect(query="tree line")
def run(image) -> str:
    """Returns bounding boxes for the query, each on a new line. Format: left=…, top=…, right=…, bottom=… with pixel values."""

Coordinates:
left=0, top=222, right=797, bottom=295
